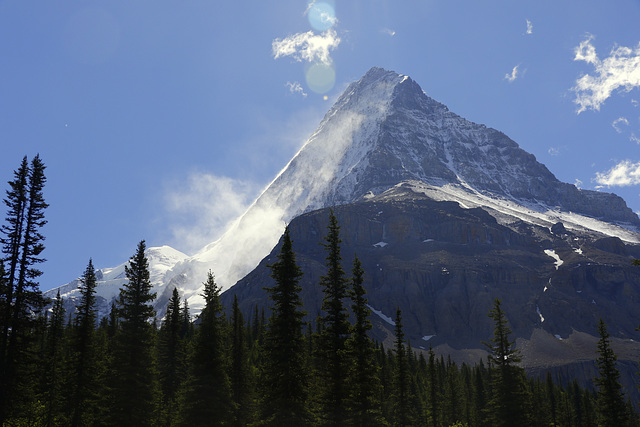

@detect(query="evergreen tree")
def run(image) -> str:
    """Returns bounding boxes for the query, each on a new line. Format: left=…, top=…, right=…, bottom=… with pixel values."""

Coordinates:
left=0, top=155, right=48, bottom=423
left=42, top=290, right=66, bottom=427
left=179, top=270, right=232, bottom=426
left=426, top=348, right=440, bottom=427
left=69, top=259, right=98, bottom=427
left=345, top=255, right=385, bottom=426
left=109, top=240, right=158, bottom=426
left=484, top=298, right=531, bottom=427
left=594, top=318, right=628, bottom=426
left=260, top=227, right=310, bottom=426
left=157, top=287, right=185, bottom=426
left=317, top=210, right=351, bottom=425
left=230, top=294, right=252, bottom=426
left=392, top=307, right=412, bottom=426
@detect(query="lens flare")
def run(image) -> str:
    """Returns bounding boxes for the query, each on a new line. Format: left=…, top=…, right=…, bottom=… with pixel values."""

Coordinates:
left=305, top=63, right=336, bottom=94
left=307, top=1, right=336, bottom=32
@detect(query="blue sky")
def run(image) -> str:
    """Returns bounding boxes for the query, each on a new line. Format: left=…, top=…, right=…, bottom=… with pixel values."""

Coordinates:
left=2, top=1, right=640, bottom=291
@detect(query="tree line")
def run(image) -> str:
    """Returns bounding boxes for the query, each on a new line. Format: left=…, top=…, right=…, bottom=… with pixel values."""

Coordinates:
left=0, top=155, right=638, bottom=426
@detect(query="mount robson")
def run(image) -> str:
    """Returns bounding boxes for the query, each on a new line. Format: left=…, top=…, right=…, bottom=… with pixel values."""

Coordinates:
left=48, top=67, right=640, bottom=395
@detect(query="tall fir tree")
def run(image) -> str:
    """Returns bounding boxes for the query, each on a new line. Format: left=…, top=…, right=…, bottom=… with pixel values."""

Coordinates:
left=594, top=318, right=629, bottom=426
left=69, top=259, right=98, bottom=427
left=392, top=307, right=413, bottom=427
left=179, top=270, right=232, bottom=426
left=317, top=210, right=351, bottom=425
left=157, top=287, right=185, bottom=426
left=484, top=298, right=531, bottom=427
left=260, top=227, right=310, bottom=426
left=345, top=255, right=385, bottom=426
left=109, top=240, right=158, bottom=426
left=0, top=155, right=48, bottom=423
left=42, top=290, right=66, bottom=427
left=230, top=294, right=252, bottom=426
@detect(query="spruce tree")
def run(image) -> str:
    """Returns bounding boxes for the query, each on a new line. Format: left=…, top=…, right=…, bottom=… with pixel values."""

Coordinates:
left=484, top=298, right=531, bottom=427
left=157, top=287, right=185, bottom=426
left=392, top=307, right=412, bottom=426
left=594, top=318, right=628, bottom=426
left=179, top=270, right=232, bottom=426
left=109, top=240, right=157, bottom=426
left=0, top=155, right=48, bottom=423
left=260, top=227, right=310, bottom=426
left=230, top=294, right=252, bottom=426
left=345, top=255, right=385, bottom=426
left=317, top=210, right=351, bottom=425
left=69, top=259, right=98, bottom=427
left=42, top=290, right=66, bottom=427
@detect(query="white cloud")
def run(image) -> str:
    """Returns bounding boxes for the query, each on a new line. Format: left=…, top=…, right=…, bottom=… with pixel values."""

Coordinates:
left=594, top=160, right=640, bottom=186
left=286, top=81, right=308, bottom=97
left=504, top=65, right=519, bottom=82
left=631, top=133, right=640, bottom=144
left=548, top=147, right=560, bottom=156
left=612, top=117, right=629, bottom=133
left=572, top=35, right=640, bottom=113
left=526, top=20, right=533, bottom=35
left=574, top=179, right=583, bottom=189
left=164, top=173, right=261, bottom=253
left=632, top=99, right=639, bottom=107
left=381, top=27, right=396, bottom=37
left=272, top=29, right=341, bottom=65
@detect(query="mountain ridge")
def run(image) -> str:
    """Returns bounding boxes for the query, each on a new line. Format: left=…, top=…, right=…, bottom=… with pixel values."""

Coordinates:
left=46, top=66, right=640, bottom=317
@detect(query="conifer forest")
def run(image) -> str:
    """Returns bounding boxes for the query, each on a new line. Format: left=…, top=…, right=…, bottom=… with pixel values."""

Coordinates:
left=1, top=156, right=639, bottom=426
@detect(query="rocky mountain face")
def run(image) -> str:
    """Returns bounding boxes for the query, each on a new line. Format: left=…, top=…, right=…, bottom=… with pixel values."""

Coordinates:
left=47, top=66, right=640, bottom=351
left=222, top=187, right=640, bottom=400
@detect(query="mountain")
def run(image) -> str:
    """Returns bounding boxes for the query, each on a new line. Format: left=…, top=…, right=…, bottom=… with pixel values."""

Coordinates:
left=47, top=66, right=640, bottom=322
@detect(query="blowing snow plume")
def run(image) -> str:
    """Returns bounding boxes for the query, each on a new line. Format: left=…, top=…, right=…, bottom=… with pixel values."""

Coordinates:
left=173, top=68, right=404, bottom=311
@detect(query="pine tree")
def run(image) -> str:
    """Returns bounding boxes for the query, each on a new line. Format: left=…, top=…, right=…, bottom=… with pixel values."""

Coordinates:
left=109, top=240, right=158, bottom=426
left=260, top=227, right=310, bottom=426
left=594, top=318, right=628, bottom=426
left=345, top=255, right=385, bottom=426
left=179, top=270, right=232, bottom=426
left=0, top=155, right=48, bottom=423
left=317, top=210, right=351, bottom=425
left=157, top=287, right=185, bottom=426
left=230, top=294, right=252, bottom=426
left=42, top=290, right=66, bottom=427
left=69, top=259, right=99, bottom=427
left=392, top=307, right=412, bottom=426
left=484, top=298, right=531, bottom=427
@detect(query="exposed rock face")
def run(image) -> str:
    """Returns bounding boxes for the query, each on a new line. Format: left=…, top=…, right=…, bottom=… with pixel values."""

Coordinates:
left=222, top=187, right=640, bottom=398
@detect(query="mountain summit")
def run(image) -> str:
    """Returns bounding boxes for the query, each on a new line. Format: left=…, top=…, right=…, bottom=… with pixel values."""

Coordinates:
left=48, top=67, right=640, bottom=315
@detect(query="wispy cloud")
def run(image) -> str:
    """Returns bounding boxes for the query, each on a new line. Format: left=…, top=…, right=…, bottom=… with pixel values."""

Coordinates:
left=526, top=19, right=533, bottom=35
left=272, top=29, right=341, bottom=65
left=594, top=160, right=640, bottom=186
left=164, top=173, right=260, bottom=253
left=572, top=35, right=640, bottom=113
left=504, top=65, right=520, bottom=82
left=612, top=117, right=629, bottom=133
left=381, top=27, right=396, bottom=37
left=286, top=81, right=308, bottom=97
left=548, top=147, right=561, bottom=156
left=631, top=133, right=640, bottom=144
left=574, top=179, right=583, bottom=189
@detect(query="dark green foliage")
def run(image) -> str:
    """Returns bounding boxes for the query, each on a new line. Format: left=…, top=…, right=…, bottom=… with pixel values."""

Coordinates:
left=0, top=155, right=48, bottom=423
left=484, top=298, right=531, bottom=427
left=69, top=259, right=98, bottom=427
left=317, top=210, right=351, bottom=425
left=157, top=287, right=186, bottom=426
left=230, top=294, right=252, bottom=426
left=345, top=256, right=385, bottom=426
left=260, top=227, right=310, bottom=426
left=109, top=240, right=158, bottom=426
left=42, top=290, right=67, bottom=426
left=595, top=318, right=629, bottom=426
left=179, top=270, right=232, bottom=426
left=392, top=308, right=413, bottom=426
